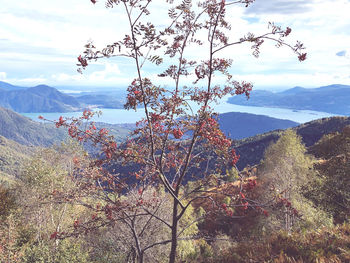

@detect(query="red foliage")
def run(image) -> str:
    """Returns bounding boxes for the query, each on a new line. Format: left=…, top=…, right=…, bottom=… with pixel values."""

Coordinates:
left=50, top=232, right=58, bottom=240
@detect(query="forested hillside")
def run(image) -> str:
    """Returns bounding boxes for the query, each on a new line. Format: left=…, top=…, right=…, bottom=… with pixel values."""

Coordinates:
left=234, top=116, right=350, bottom=169
left=0, top=136, right=33, bottom=183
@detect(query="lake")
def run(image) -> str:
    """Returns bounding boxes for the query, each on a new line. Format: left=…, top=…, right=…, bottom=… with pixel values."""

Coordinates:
left=22, top=96, right=339, bottom=124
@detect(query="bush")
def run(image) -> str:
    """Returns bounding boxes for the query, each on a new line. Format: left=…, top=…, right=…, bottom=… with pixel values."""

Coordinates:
left=197, top=223, right=350, bottom=263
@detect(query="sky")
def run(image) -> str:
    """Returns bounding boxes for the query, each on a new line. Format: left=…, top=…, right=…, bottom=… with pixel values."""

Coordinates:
left=0, top=0, right=350, bottom=91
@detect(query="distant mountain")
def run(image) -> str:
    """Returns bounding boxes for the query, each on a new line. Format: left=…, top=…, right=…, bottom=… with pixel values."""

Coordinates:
left=218, top=112, right=298, bottom=139
left=0, top=81, right=26, bottom=90
left=0, top=82, right=80, bottom=113
left=0, top=81, right=127, bottom=112
left=76, top=94, right=124, bottom=109
left=228, top=84, right=350, bottom=115
left=234, top=116, right=350, bottom=169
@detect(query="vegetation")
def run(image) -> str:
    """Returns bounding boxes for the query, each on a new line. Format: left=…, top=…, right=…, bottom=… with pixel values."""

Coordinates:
left=257, top=130, right=332, bottom=233
left=234, top=116, right=350, bottom=169
left=305, top=125, right=350, bottom=224
left=0, top=136, right=33, bottom=183
left=1, top=126, right=349, bottom=262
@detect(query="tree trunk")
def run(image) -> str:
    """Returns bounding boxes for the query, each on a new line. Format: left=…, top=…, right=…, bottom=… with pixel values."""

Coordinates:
left=138, top=252, right=144, bottom=263
left=169, top=199, right=179, bottom=263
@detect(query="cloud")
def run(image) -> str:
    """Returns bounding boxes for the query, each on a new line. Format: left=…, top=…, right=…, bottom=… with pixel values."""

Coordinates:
left=89, top=63, right=121, bottom=81
left=232, top=71, right=350, bottom=89
left=1, top=0, right=350, bottom=89
left=0, top=9, right=67, bottom=23
left=245, top=0, right=315, bottom=14
left=50, top=62, right=131, bottom=86
left=0, top=72, right=6, bottom=80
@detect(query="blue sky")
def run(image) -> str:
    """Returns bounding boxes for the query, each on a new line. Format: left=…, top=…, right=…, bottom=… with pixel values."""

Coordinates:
left=0, top=0, right=350, bottom=90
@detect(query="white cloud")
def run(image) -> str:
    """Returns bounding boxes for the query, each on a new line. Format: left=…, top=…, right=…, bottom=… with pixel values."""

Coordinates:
left=233, top=72, right=350, bottom=89
left=51, top=62, right=131, bottom=86
left=246, top=0, right=315, bottom=14
left=0, top=72, right=7, bottom=80
left=15, top=77, right=47, bottom=84
left=0, top=0, right=350, bottom=89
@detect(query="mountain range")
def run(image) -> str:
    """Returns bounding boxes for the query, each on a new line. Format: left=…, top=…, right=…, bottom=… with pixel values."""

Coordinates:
left=0, top=81, right=125, bottom=113
left=228, top=84, right=350, bottom=115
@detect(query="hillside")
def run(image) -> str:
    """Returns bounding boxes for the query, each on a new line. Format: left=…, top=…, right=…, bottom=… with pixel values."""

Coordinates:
left=218, top=112, right=298, bottom=139
left=0, top=106, right=67, bottom=146
left=227, top=84, right=350, bottom=115
left=0, top=135, right=34, bottom=183
left=306, top=126, right=350, bottom=223
left=0, top=107, right=134, bottom=147
left=234, top=116, right=350, bottom=169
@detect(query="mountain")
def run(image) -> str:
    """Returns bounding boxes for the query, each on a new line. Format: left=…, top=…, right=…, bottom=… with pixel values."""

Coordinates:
left=0, top=107, right=134, bottom=147
left=0, top=106, right=68, bottom=146
left=0, top=82, right=80, bottom=113
left=218, top=112, right=298, bottom=139
left=228, top=84, right=350, bottom=115
left=0, top=81, right=128, bottom=112
left=0, top=81, right=26, bottom=90
left=234, top=116, right=350, bottom=169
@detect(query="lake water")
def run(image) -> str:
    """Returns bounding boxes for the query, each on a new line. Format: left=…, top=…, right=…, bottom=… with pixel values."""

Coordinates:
left=22, top=96, right=339, bottom=124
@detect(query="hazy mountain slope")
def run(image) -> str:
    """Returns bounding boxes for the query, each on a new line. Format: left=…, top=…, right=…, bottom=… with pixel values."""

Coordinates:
left=0, top=81, right=26, bottom=90
left=218, top=112, right=298, bottom=139
left=228, top=84, right=350, bottom=115
left=0, top=106, right=134, bottom=147
left=0, top=81, right=128, bottom=112
left=0, top=107, right=67, bottom=146
left=0, top=82, right=80, bottom=113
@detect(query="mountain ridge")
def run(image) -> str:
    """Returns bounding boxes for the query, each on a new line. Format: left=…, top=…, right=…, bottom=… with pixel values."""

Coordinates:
left=0, top=81, right=126, bottom=112
left=228, top=84, right=350, bottom=115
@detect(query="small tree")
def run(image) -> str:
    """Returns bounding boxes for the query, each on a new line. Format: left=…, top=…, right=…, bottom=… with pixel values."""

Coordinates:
left=259, top=130, right=331, bottom=232
left=49, top=0, right=306, bottom=262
